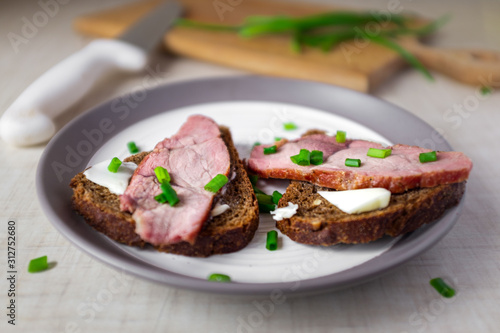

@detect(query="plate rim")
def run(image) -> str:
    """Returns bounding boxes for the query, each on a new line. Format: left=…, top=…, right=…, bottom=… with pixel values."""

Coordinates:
left=36, top=75, right=462, bottom=295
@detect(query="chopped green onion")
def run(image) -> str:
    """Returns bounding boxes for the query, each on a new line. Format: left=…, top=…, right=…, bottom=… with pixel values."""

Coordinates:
left=263, top=145, right=277, bottom=155
left=253, top=185, right=267, bottom=195
left=154, top=193, right=168, bottom=204
left=345, top=158, right=361, bottom=167
left=257, top=193, right=274, bottom=204
left=259, top=202, right=276, bottom=213
left=127, top=141, right=139, bottom=154
left=107, top=157, right=122, bottom=173
left=249, top=174, right=259, bottom=186
left=160, top=183, right=179, bottom=206
left=284, top=122, right=298, bottom=130
left=274, top=137, right=282, bottom=141
left=28, top=256, right=48, bottom=273
left=257, top=193, right=276, bottom=213
left=204, top=174, right=229, bottom=193
left=419, top=151, right=437, bottom=163
left=266, top=230, right=278, bottom=251
left=310, top=150, right=324, bottom=165
left=430, top=278, right=455, bottom=298
left=290, top=149, right=311, bottom=166
left=367, top=148, right=392, bottom=158
left=154, top=166, right=171, bottom=184
left=272, top=191, right=282, bottom=205
left=254, top=141, right=261, bottom=146
left=480, top=86, right=492, bottom=95
left=336, top=130, right=346, bottom=143
left=208, top=273, right=231, bottom=282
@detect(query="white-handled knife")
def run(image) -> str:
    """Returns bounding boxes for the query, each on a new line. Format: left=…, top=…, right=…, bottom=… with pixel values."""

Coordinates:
left=0, top=1, right=183, bottom=147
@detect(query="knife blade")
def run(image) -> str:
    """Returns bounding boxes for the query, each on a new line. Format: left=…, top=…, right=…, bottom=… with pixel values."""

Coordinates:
left=119, top=0, right=182, bottom=52
left=0, top=1, right=183, bottom=147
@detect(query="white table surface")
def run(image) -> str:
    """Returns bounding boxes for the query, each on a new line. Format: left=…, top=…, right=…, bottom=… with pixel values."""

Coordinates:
left=1, top=0, right=499, bottom=332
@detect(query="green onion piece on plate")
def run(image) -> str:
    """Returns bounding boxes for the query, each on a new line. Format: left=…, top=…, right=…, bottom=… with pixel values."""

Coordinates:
left=336, top=130, right=346, bottom=143
left=266, top=230, right=278, bottom=251
left=310, top=150, right=324, bottom=165
left=263, top=145, right=277, bottom=155
left=256, top=193, right=275, bottom=205
left=283, top=122, right=298, bottom=130
left=107, top=157, right=122, bottom=173
left=274, top=137, right=282, bottom=141
left=272, top=190, right=282, bottom=205
left=160, top=183, right=179, bottom=206
left=154, top=193, right=168, bottom=204
left=154, top=166, right=171, bottom=184
left=367, top=148, right=392, bottom=158
left=290, top=149, right=311, bottom=166
left=127, top=141, right=139, bottom=154
left=28, top=256, right=48, bottom=273
left=480, top=86, right=492, bottom=96
left=253, top=141, right=261, bottom=146
left=208, top=273, right=231, bottom=282
left=256, top=193, right=276, bottom=213
left=345, top=158, right=361, bottom=167
left=204, top=174, right=229, bottom=193
left=253, top=185, right=267, bottom=195
left=249, top=174, right=259, bottom=186
left=430, top=278, right=455, bottom=298
left=419, top=151, right=437, bottom=163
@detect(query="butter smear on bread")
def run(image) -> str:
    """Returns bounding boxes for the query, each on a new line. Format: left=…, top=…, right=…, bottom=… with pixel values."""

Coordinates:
left=318, top=188, right=391, bottom=214
left=211, top=203, right=230, bottom=217
left=271, top=202, right=299, bottom=221
left=84, top=159, right=137, bottom=195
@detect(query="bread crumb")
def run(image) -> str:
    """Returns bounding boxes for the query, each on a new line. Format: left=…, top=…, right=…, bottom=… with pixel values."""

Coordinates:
left=312, top=199, right=322, bottom=206
left=310, top=220, right=322, bottom=230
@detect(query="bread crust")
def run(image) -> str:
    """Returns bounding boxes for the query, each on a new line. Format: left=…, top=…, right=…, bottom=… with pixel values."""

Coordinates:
left=70, top=127, right=259, bottom=257
left=276, top=181, right=465, bottom=246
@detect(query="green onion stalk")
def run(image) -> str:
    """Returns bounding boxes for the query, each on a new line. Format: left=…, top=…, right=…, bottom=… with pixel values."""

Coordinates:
left=176, top=12, right=450, bottom=80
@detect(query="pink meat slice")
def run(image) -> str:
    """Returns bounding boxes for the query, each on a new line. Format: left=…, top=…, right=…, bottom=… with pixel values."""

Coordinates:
left=248, top=134, right=472, bottom=193
left=120, top=115, right=230, bottom=245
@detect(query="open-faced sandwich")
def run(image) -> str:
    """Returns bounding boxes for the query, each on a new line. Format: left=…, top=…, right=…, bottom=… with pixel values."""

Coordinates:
left=71, top=115, right=472, bottom=255
left=247, top=130, right=472, bottom=246
left=70, top=115, right=259, bottom=257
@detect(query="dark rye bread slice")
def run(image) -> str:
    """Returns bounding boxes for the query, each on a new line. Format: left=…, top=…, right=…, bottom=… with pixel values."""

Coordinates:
left=70, top=126, right=259, bottom=257
left=276, top=180, right=465, bottom=246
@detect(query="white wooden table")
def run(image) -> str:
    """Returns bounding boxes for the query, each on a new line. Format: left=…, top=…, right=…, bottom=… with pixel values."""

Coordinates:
left=1, top=0, right=499, bottom=332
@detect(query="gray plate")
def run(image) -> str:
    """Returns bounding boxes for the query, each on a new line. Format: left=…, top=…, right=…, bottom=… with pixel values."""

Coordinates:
left=36, top=76, right=463, bottom=295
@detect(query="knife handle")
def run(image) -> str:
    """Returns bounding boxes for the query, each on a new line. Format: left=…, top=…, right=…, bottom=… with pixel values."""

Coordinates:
left=0, top=39, right=147, bottom=147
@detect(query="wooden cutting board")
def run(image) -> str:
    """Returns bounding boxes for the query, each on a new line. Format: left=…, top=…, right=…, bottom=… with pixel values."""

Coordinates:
left=74, top=0, right=423, bottom=92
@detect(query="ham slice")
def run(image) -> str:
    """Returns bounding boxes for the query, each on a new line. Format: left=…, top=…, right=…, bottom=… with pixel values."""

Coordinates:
left=120, top=115, right=230, bottom=245
left=248, top=134, right=472, bottom=193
